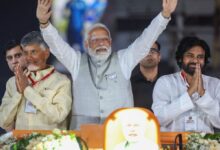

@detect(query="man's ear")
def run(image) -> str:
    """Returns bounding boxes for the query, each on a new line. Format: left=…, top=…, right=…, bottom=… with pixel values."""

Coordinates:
left=44, top=49, right=50, bottom=60
left=158, top=53, right=161, bottom=62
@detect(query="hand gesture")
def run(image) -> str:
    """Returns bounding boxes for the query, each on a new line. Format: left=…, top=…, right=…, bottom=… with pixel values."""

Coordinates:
left=162, top=0, right=178, bottom=18
left=15, top=65, right=29, bottom=94
left=187, top=63, right=205, bottom=98
left=197, top=64, right=205, bottom=96
left=36, top=0, right=52, bottom=24
left=187, top=65, right=199, bottom=97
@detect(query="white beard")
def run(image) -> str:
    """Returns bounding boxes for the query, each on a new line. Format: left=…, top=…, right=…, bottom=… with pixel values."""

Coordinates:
left=88, top=46, right=112, bottom=61
left=27, top=64, right=40, bottom=71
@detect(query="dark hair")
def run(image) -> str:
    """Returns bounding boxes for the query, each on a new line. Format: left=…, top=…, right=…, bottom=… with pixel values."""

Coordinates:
left=2, top=39, right=21, bottom=57
left=155, top=41, right=161, bottom=51
left=175, top=36, right=211, bottom=68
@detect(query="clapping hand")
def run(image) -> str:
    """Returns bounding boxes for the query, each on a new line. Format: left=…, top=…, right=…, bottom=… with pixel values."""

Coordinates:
left=187, top=63, right=205, bottom=98
left=197, top=64, right=205, bottom=96
left=15, top=64, right=29, bottom=94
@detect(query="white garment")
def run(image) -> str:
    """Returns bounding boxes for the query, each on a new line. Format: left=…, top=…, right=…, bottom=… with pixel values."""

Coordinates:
left=40, top=12, right=170, bottom=81
left=40, top=12, right=170, bottom=129
left=152, top=72, right=220, bottom=132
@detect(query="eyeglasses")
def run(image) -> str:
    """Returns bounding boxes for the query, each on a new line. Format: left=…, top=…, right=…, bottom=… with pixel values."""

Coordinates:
left=149, top=48, right=160, bottom=54
left=89, top=36, right=110, bottom=44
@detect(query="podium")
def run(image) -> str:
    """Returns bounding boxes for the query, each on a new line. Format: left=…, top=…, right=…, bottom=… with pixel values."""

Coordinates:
left=12, top=124, right=189, bottom=150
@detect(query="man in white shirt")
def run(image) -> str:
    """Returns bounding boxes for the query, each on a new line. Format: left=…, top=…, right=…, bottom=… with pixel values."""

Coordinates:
left=36, top=0, right=178, bottom=129
left=152, top=36, right=220, bottom=132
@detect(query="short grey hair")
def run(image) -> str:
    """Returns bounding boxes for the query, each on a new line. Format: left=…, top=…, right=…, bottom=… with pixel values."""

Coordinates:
left=84, top=23, right=111, bottom=43
left=21, top=31, right=49, bottom=50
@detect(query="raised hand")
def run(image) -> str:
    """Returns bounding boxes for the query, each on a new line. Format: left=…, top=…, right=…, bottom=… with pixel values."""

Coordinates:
left=162, top=0, right=178, bottom=18
left=36, top=0, right=52, bottom=25
left=15, top=64, right=29, bottom=94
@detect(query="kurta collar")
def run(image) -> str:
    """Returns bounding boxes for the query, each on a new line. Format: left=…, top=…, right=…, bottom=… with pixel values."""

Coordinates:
left=28, top=66, right=55, bottom=83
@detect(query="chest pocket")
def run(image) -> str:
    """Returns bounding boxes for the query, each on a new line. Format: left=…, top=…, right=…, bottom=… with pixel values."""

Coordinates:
left=40, top=88, right=56, bottom=102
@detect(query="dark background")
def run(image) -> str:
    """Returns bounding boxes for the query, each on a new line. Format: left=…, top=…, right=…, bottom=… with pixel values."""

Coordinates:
left=0, top=0, right=38, bottom=100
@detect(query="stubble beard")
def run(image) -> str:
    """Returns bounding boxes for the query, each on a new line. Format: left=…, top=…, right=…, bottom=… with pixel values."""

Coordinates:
left=182, top=62, right=204, bottom=76
left=140, top=58, right=158, bottom=68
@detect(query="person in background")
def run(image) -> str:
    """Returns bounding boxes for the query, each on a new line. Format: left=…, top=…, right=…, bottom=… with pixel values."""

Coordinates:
left=0, top=40, right=27, bottom=132
left=0, top=32, right=72, bottom=130
left=131, top=41, right=174, bottom=111
left=37, top=0, right=178, bottom=129
left=152, top=36, right=220, bottom=132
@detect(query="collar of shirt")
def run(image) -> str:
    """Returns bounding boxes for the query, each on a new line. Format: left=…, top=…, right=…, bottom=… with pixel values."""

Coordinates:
left=180, top=71, right=201, bottom=100
left=180, top=71, right=189, bottom=87
left=28, top=66, right=55, bottom=86
left=132, top=65, right=160, bottom=83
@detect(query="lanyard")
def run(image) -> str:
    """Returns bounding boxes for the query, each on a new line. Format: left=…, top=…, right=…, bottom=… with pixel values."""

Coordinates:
left=28, top=68, right=55, bottom=87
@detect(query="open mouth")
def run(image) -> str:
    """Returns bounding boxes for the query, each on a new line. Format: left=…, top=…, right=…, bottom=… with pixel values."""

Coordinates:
left=96, top=48, right=107, bottom=54
left=189, top=65, right=196, bottom=69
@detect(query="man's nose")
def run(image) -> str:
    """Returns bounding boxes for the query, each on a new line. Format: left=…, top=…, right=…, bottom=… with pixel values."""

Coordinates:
left=98, top=41, right=104, bottom=46
left=192, top=57, right=199, bottom=63
left=12, top=57, right=18, bottom=64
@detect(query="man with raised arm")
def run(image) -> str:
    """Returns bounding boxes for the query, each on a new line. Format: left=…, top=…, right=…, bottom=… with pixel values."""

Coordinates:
left=37, top=0, right=178, bottom=129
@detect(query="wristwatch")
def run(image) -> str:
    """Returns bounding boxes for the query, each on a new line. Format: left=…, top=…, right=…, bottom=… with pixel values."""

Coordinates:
left=191, top=92, right=200, bottom=101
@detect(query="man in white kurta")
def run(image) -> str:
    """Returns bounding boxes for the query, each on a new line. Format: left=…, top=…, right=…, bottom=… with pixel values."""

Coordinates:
left=152, top=36, right=220, bottom=133
left=37, top=0, right=178, bottom=129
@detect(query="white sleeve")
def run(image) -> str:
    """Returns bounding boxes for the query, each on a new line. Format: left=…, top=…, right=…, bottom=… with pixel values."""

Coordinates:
left=117, top=12, right=170, bottom=79
left=40, top=23, right=80, bottom=80
left=152, top=76, right=195, bottom=126
left=195, top=81, right=220, bottom=128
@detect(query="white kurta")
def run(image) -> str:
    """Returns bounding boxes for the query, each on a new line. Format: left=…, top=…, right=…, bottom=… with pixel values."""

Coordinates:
left=152, top=72, right=220, bottom=132
left=40, top=12, right=170, bottom=129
